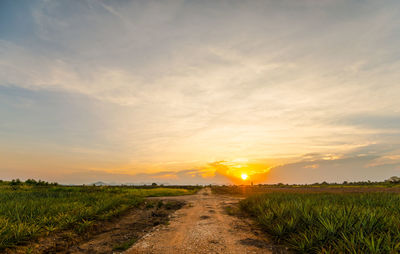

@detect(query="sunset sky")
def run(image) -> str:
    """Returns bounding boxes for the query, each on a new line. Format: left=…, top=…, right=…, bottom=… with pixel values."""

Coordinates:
left=1, top=0, right=400, bottom=185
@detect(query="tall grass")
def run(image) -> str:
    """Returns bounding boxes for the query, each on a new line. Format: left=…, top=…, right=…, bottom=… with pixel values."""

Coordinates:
left=240, top=192, right=400, bottom=253
left=0, top=184, right=196, bottom=249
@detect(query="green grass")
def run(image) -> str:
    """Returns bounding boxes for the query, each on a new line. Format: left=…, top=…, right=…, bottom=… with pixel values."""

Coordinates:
left=240, top=192, right=400, bottom=253
left=211, top=184, right=400, bottom=196
left=0, top=182, right=198, bottom=250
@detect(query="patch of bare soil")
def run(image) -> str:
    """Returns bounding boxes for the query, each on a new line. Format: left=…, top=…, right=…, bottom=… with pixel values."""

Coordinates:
left=126, top=188, right=289, bottom=254
left=7, top=200, right=184, bottom=254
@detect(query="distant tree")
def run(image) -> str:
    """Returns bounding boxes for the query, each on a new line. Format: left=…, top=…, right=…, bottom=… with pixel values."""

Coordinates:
left=10, top=179, right=22, bottom=186
left=151, top=183, right=158, bottom=186
left=386, top=176, right=400, bottom=183
left=36, top=180, right=49, bottom=186
left=25, top=179, right=37, bottom=185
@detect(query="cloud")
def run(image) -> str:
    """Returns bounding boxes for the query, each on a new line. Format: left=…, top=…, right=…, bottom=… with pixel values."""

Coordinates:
left=1, top=0, right=400, bottom=183
left=265, top=155, right=400, bottom=184
left=60, top=168, right=232, bottom=186
left=264, top=143, right=400, bottom=184
left=304, top=164, right=320, bottom=169
left=341, top=114, right=400, bottom=130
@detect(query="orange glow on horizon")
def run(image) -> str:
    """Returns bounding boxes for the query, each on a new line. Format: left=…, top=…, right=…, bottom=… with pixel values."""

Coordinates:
left=204, top=159, right=271, bottom=184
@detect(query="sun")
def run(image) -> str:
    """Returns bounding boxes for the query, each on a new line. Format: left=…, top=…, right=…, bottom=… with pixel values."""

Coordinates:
left=241, top=173, right=248, bottom=180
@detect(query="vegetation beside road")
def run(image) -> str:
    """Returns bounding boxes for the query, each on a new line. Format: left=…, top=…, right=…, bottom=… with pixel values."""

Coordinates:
left=0, top=179, right=199, bottom=250
left=212, top=181, right=400, bottom=196
left=213, top=184, right=400, bottom=253
left=241, top=192, right=400, bottom=253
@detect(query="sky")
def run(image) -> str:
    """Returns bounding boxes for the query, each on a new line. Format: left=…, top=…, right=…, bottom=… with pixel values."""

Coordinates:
left=1, top=0, right=400, bottom=185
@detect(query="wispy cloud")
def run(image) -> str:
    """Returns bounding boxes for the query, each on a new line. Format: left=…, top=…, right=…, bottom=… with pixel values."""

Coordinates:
left=1, top=0, right=400, bottom=183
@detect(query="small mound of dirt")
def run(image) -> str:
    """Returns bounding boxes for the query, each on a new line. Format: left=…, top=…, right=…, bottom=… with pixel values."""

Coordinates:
left=209, top=239, right=219, bottom=244
left=238, top=238, right=270, bottom=248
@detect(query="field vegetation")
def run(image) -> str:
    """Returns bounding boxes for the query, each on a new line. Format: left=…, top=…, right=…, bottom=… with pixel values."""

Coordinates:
left=213, top=184, right=400, bottom=253
left=212, top=181, right=400, bottom=196
left=0, top=179, right=199, bottom=250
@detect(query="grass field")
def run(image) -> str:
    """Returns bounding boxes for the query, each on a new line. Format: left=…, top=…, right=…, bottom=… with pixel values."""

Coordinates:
left=212, top=183, right=400, bottom=196
left=0, top=180, right=198, bottom=250
left=217, top=185, right=400, bottom=253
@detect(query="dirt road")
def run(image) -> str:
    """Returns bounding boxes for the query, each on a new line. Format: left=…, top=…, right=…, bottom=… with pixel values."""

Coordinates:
left=126, top=188, right=281, bottom=254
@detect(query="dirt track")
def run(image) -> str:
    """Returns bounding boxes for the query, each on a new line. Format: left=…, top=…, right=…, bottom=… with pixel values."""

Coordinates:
left=126, top=188, right=282, bottom=254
